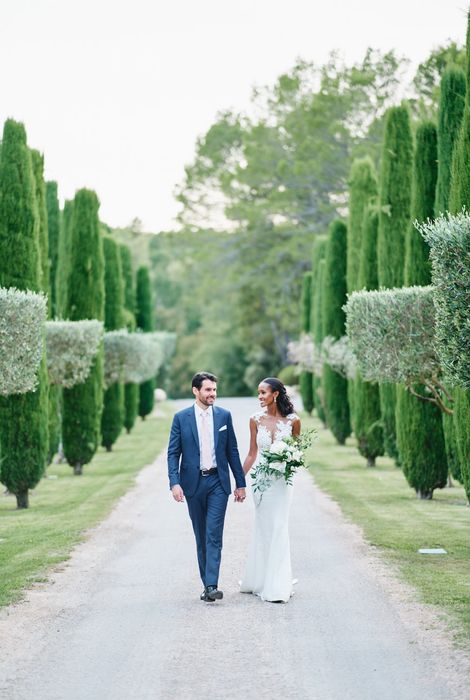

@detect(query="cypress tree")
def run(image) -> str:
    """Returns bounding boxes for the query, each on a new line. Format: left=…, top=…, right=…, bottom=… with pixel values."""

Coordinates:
left=56, top=199, right=73, bottom=319
left=377, top=106, right=413, bottom=461
left=322, top=220, right=351, bottom=444
left=32, top=152, right=61, bottom=467
left=0, top=120, right=48, bottom=508
left=120, top=244, right=139, bottom=434
left=435, top=66, right=467, bottom=484
left=101, top=238, right=125, bottom=451
left=310, top=237, right=327, bottom=419
left=347, top=157, right=378, bottom=294
left=448, top=11, right=470, bottom=499
left=347, top=157, right=378, bottom=437
left=62, top=190, right=104, bottom=474
left=353, top=207, right=384, bottom=466
left=396, top=121, right=448, bottom=498
left=435, top=66, right=466, bottom=215
left=312, top=257, right=327, bottom=424
left=136, top=266, right=155, bottom=419
left=46, top=181, right=61, bottom=317
left=299, top=272, right=313, bottom=415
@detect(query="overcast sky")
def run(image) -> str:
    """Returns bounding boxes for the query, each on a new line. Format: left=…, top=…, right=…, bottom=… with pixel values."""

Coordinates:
left=0, top=0, right=467, bottom=232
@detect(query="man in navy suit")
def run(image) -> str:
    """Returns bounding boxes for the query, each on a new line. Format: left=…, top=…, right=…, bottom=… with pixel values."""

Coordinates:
left=167, top=371, right=246, bottom=602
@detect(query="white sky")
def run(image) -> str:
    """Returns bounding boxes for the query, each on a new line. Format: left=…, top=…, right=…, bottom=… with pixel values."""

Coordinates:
left=0, top=0, right=467, bottom=232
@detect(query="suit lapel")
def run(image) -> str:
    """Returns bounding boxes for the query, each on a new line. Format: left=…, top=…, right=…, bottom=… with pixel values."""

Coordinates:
left=188, top=407, right=199, bottom=451
left=213, top=406, right=221, bottom=450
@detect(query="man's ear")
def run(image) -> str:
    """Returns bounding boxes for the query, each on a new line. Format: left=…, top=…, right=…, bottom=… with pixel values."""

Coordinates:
left=192, top=387, right=198, bottom=398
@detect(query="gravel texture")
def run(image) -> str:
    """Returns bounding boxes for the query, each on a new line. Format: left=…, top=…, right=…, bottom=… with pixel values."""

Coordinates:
left=0, top=397, right=467, bottom=700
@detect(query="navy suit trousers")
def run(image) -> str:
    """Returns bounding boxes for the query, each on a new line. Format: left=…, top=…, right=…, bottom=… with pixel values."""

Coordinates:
left=186, top=472, right=228, bottom=587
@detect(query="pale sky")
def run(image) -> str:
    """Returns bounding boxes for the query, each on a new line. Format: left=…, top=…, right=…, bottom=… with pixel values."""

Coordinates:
left=0, top=0, right=467, bottom=232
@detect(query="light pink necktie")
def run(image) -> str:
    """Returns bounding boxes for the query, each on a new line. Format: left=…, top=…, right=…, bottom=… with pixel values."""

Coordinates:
left=201, top=411, right=213, bottom=469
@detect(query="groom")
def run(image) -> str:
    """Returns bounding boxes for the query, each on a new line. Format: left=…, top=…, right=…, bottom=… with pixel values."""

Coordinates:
left=167, top=372, right=246, bottom=602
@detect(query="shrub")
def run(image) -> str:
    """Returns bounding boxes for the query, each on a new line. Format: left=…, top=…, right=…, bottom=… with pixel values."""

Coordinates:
left=45, top=320, right=103, bottom=387
left=417, top=212, right=470, bottom=390
left=344, top=286, right=446, bottom=408
left=0, top=287, right=47, bottom=395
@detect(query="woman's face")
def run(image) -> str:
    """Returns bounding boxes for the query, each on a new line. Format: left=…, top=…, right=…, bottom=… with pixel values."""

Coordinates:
left=258, top=382, right=278, bottom=407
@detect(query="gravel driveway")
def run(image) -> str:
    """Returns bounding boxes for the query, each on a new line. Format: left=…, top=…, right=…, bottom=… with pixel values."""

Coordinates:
left=0, top=397, right=466, bottom=699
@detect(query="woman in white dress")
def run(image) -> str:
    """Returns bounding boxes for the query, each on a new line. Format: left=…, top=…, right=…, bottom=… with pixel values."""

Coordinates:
left=240, top=377, right=300, bottom=603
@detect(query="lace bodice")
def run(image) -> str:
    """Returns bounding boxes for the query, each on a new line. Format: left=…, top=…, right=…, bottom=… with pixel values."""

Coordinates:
left=251, top=410, right=299, bottom=451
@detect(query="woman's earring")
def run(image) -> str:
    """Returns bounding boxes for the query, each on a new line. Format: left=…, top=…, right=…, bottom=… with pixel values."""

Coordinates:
left=274, top=397, right=277, bottom=403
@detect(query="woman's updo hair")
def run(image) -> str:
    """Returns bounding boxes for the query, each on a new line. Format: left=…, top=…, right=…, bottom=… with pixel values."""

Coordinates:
left=261, top=377, right=295, bottom=417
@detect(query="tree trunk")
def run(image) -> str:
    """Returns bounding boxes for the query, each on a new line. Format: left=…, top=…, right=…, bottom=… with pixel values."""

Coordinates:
left=367, top=456, right=376, bottom=467
left=73, top=463, right=83, bottom=476
left=105, top=445, right=112, bottom=453
left=16, top=490, right=29, bottom=509
left=418, top=489, right=433, bottom=500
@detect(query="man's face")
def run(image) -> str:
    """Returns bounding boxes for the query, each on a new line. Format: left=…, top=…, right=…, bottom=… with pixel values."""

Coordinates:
left=193, top=379, right=217, bottom=407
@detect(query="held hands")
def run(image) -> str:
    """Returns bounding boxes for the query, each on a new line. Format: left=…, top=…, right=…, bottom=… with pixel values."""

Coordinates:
left=234, top=487, right=246, bottom=503
left=171, top=485, right=185, bottom=502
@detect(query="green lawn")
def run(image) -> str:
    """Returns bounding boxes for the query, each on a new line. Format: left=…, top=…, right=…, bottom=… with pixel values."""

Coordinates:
left=304, top=414, right=470, bottom=646
left=0, top=404, right=172, bottom=607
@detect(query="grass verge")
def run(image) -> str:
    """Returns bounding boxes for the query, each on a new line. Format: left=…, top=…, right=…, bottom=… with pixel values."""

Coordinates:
left=304, top=414, right=470, bottom=646
left=0, top=404, right=172, bottom=607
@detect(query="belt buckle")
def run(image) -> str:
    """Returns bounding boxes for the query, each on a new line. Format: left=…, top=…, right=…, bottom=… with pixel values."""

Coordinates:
left=201, top=469, right=209, bottom=477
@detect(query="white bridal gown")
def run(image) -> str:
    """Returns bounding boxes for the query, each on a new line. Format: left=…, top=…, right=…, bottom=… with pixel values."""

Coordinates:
left=240, top=410, right=299, bottom=603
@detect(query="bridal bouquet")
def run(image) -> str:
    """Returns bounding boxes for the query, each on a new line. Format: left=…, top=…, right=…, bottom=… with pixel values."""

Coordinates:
left=252, top=429, right=317, bottom=494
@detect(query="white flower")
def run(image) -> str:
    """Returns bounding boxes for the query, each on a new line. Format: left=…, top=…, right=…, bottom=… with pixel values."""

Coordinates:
left=292, top=450, right=302, bottom=462
left=270, top=440, right=288, bottom=454
left=270, top=461, right=286, bottom=472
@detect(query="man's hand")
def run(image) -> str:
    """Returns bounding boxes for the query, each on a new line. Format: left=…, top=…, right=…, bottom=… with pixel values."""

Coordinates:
left=234, top=487, right=246, bottom=502
left=171, top=485, right=185, bottom=502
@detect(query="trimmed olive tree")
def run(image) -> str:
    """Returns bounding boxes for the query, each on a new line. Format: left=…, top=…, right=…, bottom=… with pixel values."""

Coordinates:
left=322, top=220, right=351, bottom=444
left=345, top=286, right=447, bottom=498
left=120, top=244, right=139, bottom=433
left=62, top=190, right=104, bottom=474
left=136, top=266, right=155, bottom=420
left=299, top=272, right=313, bottom=415
left=0, top=120, right=49, bottom=508
left=377, top=105, right=413, bottom=461
left=419, top=212, right=470, bottom=500
left=101, top=237, right=125, bottom=451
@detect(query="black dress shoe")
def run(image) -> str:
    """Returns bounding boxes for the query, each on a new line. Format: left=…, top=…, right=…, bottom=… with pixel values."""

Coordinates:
left=206, top=585, right=223, bottom=601
left=200, top=589, right=215, bottom=602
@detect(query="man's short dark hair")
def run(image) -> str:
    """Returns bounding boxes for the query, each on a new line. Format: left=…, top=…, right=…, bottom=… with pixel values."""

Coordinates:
left=192, top=371, right=218, bottom=390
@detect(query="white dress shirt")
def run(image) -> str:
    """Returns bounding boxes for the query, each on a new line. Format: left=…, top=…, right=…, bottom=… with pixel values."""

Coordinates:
left=194, top=404, right=217, bottom=470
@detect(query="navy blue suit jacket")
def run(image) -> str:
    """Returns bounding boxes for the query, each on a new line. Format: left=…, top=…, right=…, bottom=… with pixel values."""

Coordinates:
left=167, top=405, right=246, bottom=498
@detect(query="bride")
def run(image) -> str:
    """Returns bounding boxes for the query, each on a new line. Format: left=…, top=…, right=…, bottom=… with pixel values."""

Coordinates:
left=240, top=377, right=301, bottom=603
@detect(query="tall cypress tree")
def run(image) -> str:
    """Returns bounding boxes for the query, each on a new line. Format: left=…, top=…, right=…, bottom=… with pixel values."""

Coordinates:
left=0, top=120, right=48, bottom=508
left=396, top=122, right=448, bottom=498
left=448, top=11, right=470, bottom=498
left=46, top=181, right=61, bottom=317
left=312, top=254, right=327, bottom=424
left=322, top=220, right=351, bottom=444
left=435, top=66, right=466, bottom=215
left=45, top=181, right=62, bottom=462
left=101, top=238, right=125, bottom=451
left=32, top=151, right=61, bottom=467
left=120, top=244, right=139, bottom=434
left=62, top=189, right=104, bottom=474
left=377, top=106, right=413, bottom=461
left=310, top=236, right=327, bottom=418
left=354, top=207, right=384, bottom=466
left=136, top=266, right=155, bottom=419
left=435, top=65, right=466, bottom=483
left=56, top=199, right=73, bottom=319
left=347, top=157, right=378, bottom=437
left=299, top=272, right=313, bottom=415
